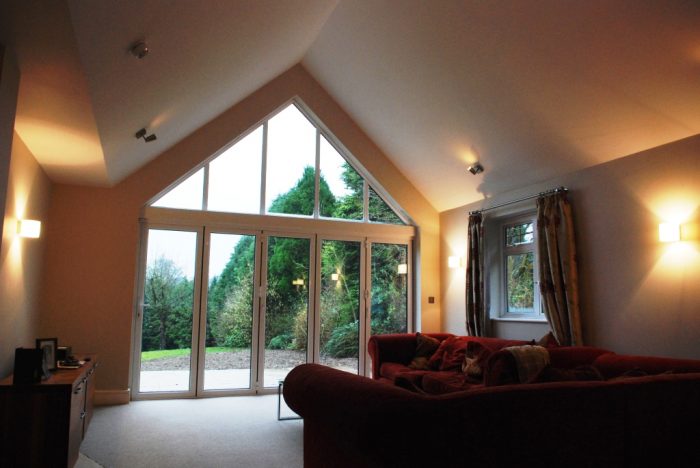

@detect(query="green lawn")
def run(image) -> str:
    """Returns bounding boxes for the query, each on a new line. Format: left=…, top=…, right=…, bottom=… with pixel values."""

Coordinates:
left=141, top=347, right=231, bottom=361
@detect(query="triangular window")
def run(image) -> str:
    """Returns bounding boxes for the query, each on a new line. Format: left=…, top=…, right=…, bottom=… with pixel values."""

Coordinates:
left=150, top=102, right=406, bottom=225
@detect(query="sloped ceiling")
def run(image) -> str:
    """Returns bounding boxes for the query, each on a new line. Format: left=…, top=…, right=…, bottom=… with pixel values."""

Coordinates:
left=2, top=0, right=699, bottom=210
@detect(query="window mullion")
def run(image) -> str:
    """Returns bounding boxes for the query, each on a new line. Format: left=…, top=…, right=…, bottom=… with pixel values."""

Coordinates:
left=314, top=129, right=320, bottom=219
left=363, top=181, right=369, bottom=222
left=260, top=122, right=268, bottom=215
left=202, top=165, right=209, bottom=211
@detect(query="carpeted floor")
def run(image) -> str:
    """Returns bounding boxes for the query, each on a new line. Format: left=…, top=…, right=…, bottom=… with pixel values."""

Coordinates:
left=80, top=395, right=302, bottom=468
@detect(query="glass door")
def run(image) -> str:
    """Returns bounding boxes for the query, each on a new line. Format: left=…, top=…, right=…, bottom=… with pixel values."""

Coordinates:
left=260, top=235, right=313, bottom=388
left=135, top=227, right=202, bottom=396
left=198, top=231, right=260, bottom=393
left=369, top=242, right=410, bottom=337
left=317, top=239, right=363, bottom=374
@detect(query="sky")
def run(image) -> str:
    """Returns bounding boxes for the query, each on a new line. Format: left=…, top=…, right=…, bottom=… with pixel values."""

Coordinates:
left=147, top=104, right=353, bottom=279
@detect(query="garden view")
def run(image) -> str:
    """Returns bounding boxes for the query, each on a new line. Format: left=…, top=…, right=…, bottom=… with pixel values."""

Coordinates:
left=140, top=161, right=408, bottom=391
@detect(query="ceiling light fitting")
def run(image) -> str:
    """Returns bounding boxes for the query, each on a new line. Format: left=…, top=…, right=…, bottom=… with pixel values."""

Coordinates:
left=130, top=41, right=149, bottom=59
left=135, top=128, right=157, bottom=143
left=468, top=162, right=484, bottom=175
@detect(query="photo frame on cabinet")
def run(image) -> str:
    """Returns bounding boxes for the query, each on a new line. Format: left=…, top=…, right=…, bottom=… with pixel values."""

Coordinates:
left=36, top=337, right=58, bottom=371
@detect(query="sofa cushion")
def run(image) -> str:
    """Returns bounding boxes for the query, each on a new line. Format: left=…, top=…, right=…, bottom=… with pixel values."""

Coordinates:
left=379, top=362, right=412, bottom=381
left=408, top=333, right=442, bottom=370
left=421, top=371, right=481, bottom=395
left=393, top=370, right=431, bottom=393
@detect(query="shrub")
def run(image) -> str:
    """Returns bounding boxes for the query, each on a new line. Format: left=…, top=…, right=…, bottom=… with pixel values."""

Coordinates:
left=324, top=321, right=359, bottom=358
left=269, top=334, right=293, bottom=350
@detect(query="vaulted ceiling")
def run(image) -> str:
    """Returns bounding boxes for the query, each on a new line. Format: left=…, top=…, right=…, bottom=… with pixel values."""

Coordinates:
left=2, top=0, right=699, bottom=211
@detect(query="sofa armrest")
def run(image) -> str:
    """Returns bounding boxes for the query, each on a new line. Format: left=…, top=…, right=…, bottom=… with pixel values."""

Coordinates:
left=367, top=333, right=452, bottom=379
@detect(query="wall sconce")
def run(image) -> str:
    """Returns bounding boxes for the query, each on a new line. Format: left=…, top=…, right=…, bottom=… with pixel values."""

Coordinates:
left=659, top=222, right=681, bottom=243
left=292, top=278, right=305, bottom=286
left=448, top=256, right=465, bottom=269
left=397, top=264, right=408, bottom=275
left=331, top=273, right=339, bottom=281
left=17, top=219, right=42, bottom=238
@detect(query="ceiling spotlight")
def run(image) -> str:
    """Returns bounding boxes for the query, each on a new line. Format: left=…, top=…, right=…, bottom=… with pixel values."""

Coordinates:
left=130, top=41, right=149, bottom=59
left=135, top=128, right=157, bottom=143
left=468, top=162, right=484, bottom=175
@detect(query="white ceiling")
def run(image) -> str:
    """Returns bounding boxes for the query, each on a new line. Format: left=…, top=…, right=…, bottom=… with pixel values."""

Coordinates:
left=2, top=0, right=699, bottom=210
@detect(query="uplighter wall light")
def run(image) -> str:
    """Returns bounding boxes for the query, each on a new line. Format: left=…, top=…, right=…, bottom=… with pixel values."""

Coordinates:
left=659, top=222, right=681, bottom=243
left=448, top=256, right=465, bottom=269
left=17, top=219, right=42, bottom=238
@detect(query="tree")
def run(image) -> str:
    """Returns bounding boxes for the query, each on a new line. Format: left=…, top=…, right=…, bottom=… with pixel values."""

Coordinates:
left=142, top=257, right=193, bottom=351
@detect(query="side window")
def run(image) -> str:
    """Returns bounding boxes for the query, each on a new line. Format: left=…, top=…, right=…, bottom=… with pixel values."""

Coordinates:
left=487, top=213, right=544, bottom=320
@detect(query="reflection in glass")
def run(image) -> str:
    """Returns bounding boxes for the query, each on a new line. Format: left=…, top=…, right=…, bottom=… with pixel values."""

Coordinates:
left=319, top=240, right=361, bottom=373
left=370, top=243, right=408, bottom=336
left=264, top=236, right=310, bottom=386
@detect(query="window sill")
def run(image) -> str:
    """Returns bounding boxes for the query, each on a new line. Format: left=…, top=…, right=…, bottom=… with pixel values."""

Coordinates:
left=491, top=316, right=548, bottom=324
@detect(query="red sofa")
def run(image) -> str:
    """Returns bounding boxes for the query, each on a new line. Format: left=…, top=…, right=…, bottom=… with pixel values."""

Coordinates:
left=283, top=333, right=700, bottom=467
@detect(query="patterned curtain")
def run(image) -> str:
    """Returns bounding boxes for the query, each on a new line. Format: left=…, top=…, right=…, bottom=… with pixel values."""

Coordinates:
left=465, top=212, right=486, bottom=336
left=536, top=191, right=583, bottom=346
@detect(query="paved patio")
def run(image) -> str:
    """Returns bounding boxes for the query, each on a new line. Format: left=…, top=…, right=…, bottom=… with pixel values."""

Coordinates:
left=139, top=364, right=356, bottom=393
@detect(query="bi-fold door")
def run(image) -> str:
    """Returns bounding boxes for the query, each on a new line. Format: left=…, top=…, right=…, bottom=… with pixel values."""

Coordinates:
left=131, top=225, right=411, bottom=399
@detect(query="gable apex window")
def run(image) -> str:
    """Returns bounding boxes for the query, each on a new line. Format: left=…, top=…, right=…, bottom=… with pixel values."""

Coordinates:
left=150, top=101, right=407, bottom=226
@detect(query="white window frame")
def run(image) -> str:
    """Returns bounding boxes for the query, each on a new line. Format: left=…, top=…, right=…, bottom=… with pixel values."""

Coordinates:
left=486, top=211, right=546, bottom=323
left=147, top=98, right=413, bottom=227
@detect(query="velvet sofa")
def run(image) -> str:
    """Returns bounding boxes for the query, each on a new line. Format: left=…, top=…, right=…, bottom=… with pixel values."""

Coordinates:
left=283, top=333, right=700, bottom=467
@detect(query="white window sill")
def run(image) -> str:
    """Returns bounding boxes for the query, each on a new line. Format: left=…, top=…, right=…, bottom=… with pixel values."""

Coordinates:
left=491, top=316, right=548, bottom=324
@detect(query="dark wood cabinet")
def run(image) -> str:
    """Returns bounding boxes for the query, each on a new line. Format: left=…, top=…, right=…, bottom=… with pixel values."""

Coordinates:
left=0, top=355, right=98, bottom=468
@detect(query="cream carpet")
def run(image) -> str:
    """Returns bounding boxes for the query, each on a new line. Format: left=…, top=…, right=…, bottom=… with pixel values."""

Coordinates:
left=80, top=395, right=302, bottom=468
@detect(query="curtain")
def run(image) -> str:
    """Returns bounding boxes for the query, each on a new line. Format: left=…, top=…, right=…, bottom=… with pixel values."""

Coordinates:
left=536, top=191, right=582, bottom=346
left=465, top=212, right=486, bottom=336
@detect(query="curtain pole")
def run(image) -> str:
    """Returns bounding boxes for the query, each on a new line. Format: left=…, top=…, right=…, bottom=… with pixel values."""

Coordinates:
left=469, top=186, right=567, bottom=215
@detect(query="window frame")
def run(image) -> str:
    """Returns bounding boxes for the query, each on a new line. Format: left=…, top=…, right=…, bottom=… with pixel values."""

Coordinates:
left=146, top=98, right=412, bottom=227
left=487, top=211, right=546, bottom=322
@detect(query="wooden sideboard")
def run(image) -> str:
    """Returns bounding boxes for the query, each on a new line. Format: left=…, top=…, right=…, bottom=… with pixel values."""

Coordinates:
left=0, top=354, right=98, bottom=468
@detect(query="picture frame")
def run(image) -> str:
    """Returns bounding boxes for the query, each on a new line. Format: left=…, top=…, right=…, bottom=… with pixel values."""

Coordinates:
left=36, top=338, right=58, bottom=371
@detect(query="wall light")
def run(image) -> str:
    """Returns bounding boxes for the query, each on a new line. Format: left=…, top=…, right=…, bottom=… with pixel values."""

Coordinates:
left=331, top=273, right=339, bottom=281
left=448, top=256, right=465, bottom=269
left=659, top=222, right=681, bottom=243
left=292, top=278, right=305, bottom=286
left=17, top=219, right=42, bottom=238
left=397, top=264, right=408, bottom=275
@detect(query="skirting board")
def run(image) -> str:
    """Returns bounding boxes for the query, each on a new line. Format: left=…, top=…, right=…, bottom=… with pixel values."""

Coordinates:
left=95, top=389, right=130, bottom=406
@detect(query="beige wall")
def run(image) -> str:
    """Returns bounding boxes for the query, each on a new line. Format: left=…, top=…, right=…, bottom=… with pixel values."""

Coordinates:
left=441, top=134, right=700, bottom=359
left=1, top=45, right=52, bottom=379
left=0, top=132, right=52, bottom=378
left=41, top=64, right=441, bottom=392
left=1, top=45, right=19, bottom=260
